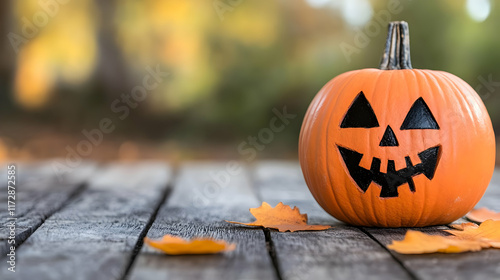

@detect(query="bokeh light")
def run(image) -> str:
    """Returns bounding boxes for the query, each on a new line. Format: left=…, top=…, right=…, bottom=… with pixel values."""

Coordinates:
left=466, top=0, right=491, bottom=22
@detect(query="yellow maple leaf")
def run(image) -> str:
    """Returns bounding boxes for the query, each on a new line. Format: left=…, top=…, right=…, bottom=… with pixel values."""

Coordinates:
left=226, top=202, right=331, bottom=232
left=387, top=230, right=484, bottom=254
left=144, top=235, right=236, bottom=255
left=445, top=219, right=500, bottom=249
left=466, top=207, right=500, bottom=223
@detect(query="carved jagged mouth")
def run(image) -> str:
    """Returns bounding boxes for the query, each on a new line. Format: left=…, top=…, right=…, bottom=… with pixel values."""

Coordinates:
left=337, top=145, right=441, bottom=198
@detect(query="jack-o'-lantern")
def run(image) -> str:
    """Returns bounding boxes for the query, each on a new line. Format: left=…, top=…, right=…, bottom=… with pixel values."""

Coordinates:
left=299, top=21, right=496, bottom=227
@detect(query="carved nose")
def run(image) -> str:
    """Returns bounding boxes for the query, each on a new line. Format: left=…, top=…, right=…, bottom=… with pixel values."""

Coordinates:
left=379, top=125, right=399, bottom=147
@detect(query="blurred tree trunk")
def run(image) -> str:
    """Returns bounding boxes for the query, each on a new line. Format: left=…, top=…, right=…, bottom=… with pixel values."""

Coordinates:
left=94, top=0, right=133, bottom=100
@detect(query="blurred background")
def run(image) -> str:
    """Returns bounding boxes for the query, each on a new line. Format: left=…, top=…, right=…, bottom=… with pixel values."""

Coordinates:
left=1, top=0, right=499, bottom=163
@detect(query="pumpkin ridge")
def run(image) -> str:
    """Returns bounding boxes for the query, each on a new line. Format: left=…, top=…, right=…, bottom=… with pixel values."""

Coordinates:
left=355, top=70, right=387, bottom=225
left=375, top=70, right=395, bottom=226
left=435, top=71, right=475, bottom=125
left=433, top=70, right=495, bottom=220
left=428, top=70, right=473, bottom=225
left=404, top=69, right=422, bottom=226
left=405, top=69, right=427, bottom=226
left=299, top=75, right=339, bottom=196
left=432, top=71, right=470, bottom=209
left=306, top=71, right=358, bottom=223
left=324, top=72, right=366, bottom=224
left=439, top=71, right=495, bottom=144
left=393, top=70, right=406, bottom=227
left=419, top=69, right=470, bottom=225
left=302, top=78, right=337, bottom=211
left=414, top=69, right=442, bottom=226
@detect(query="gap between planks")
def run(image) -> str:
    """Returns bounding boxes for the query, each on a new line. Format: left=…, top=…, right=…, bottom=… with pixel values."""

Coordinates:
left=120, top=167, right=177, bottom=280
left=263, top=228, right=284, bottom=280
left=357, top=227, right=419, bottom=280
left=127, top=162, right=278, bottom=280
left=248, top=163, right=287, bottom=280
left=7, top=182, right=87, bottom=254
left=1, top=162, right=174, bottom=280
left=249, top=163, right=285, bottom=279
left=250, top=162, right=412, bottom=280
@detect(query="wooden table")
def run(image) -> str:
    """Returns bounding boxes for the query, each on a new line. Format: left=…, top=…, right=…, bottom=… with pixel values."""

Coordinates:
left=1, top=161, right=499, bottom=280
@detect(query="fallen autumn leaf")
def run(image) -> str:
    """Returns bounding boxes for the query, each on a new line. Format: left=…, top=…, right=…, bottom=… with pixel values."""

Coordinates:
left=466, top=207, right=500, bottom=223
left=387, top=230, right=483, bottom=254
left=226, top=202, right=331, bottom=232
left=144, top=235, right=236, bottom=255
left=445, top=219, right=500, bottom=249
left=388, top=220, right=500, bottom=254
left=448, top=222, right=479, bottom=231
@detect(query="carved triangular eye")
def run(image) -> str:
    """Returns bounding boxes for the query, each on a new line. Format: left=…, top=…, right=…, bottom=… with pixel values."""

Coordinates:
left=340, top=91, right=379, bottom=128
left=400, top=97, right=440, bottom=130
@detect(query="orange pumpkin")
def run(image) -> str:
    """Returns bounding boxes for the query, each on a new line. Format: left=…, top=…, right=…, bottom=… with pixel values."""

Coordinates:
left=299, top=21, right=496, bottom=227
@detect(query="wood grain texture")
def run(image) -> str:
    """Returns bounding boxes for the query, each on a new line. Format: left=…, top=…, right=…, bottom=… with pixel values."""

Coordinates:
left=0, top=162, right=171, bottom=280
left=129, top=162, right=277, bottom=280
left=0, top=162, right=95, bottom=257
left=253, top=161, right=411, bottom=280
left=1, top=161, right=499, bottom=280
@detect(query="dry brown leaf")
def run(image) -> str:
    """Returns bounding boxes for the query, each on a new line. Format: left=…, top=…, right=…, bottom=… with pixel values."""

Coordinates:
left=466, top=207, right=500, bottom=223
left=445, top=219, right=500, bottom=249
left=226, top=202, right=331, bottom=232
left=144, top=235, right=236, bottom=255
left=387, top=230, right=483, bottom=254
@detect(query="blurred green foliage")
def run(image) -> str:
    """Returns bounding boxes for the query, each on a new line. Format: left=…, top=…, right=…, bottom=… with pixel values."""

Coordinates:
left=1, top=0, right=499, bottom=159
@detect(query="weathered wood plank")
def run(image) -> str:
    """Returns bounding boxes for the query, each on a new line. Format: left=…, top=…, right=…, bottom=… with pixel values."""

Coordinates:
left=365, top=169, right=500, bottom=280
left=129, top=162, right=276, bottom=280
left=0, top=162, right=95, bottom=257
left=253, top=161, right=411, bottom=280
left=0, top=162, right=171, bottom=280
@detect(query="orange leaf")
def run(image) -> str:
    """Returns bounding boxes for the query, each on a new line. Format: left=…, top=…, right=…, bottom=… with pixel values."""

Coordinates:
left=226, top=202, right=331, bottom=232
left=466, top=207, right=500, bottom=223
left=448, top=222, right=479, bottom=231
left=445, top=219, right=500, bottom=249
left=387, top=230, right=484, bottom=254
left=144, top=235, right=236, bottom=255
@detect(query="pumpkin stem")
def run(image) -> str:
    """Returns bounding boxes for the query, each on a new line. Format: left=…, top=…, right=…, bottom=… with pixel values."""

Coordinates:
left=379, top=21, right=412, bottom=70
